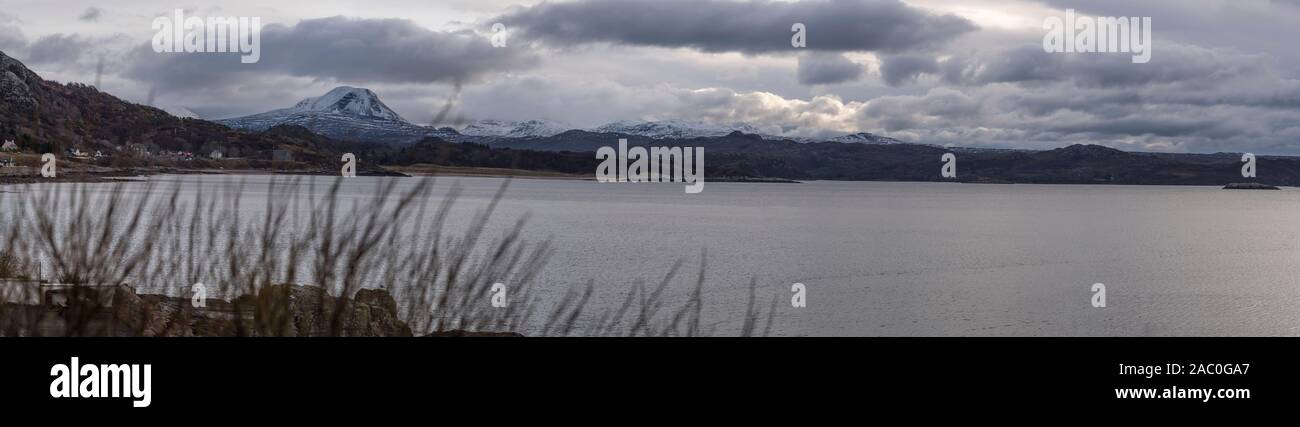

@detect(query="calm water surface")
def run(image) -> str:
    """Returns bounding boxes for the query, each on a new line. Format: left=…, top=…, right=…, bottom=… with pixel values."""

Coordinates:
left=7, top=175, right=1300, bottom=336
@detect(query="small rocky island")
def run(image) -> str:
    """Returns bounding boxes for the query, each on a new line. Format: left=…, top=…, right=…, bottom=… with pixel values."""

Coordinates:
left=1223, top=182, right=1281, bottom=190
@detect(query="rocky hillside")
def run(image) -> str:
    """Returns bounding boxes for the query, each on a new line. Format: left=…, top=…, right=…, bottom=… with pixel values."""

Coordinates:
left=0, top=49, right=359, bottom=169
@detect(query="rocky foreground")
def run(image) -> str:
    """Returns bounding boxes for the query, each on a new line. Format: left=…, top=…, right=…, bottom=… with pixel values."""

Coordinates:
left=0, top=282, right=517, bottom=337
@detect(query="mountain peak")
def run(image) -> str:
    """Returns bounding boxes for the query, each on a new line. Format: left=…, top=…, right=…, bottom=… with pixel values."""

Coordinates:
left=288, top=86, right=406, bottom=122
left=215, top=86, right=465, bottom=144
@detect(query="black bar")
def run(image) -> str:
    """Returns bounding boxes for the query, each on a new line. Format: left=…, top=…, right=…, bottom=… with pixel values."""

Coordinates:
left=2, top=338, right=1290, bottom=416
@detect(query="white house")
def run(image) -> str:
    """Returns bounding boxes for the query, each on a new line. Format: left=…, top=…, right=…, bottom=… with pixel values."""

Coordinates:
left=1, top=140, right=17, bottom=152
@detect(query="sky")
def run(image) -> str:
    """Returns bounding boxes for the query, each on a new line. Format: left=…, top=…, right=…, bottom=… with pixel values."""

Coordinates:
left=1, top=0, right=1299, bottom=154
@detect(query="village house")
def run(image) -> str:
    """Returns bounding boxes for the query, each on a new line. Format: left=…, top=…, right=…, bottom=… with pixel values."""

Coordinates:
left=66, top=147, right=91, bottom=159
left=127, top=143, right=156, bottom=157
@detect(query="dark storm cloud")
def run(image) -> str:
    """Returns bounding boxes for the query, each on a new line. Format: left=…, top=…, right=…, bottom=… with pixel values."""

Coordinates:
left=796, top=52, right=863, bottom=85
left=496, top=0, right=976, bottom=54
left=24, top=33, right=93, bottom=65
left=124, top=16, right=538, bottom=91
left=878, top=54, right=938, bottom=86
left=79, top=7, right=104, bottom=22
left=1044, top=116, right=1218, bottom=138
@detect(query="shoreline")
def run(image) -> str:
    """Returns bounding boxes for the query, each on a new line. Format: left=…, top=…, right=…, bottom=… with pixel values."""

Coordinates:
left=2, top=165, right=1285, bottom=188
left=0, top=165, right=803, bottom=185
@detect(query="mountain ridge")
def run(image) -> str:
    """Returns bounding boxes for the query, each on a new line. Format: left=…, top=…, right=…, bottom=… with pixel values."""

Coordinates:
left=216, top=86, right=913, bottom=145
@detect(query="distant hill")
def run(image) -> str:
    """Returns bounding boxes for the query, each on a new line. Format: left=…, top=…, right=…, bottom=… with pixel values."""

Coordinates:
left=465, top=129, right=1300, bottom=185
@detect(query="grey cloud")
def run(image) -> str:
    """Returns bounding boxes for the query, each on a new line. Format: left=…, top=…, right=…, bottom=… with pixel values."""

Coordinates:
left=1044, top=116, right=1217, bottom=138
left=1032, top=0, right=1300, bottom=73
left=796, top=52, right=863, bottom=85
left=497, top=0, right=976, bottom=54
left=899, top=43, right=1274, bottom=91
left=0, top=12, right=27, bottom=53
left=853, top=75, right=1300, bottom=153
left=25, top=34, right=93, bottom=66
left=879, top=54, right=939, bottom=86
left=124, top=16, right=538, bottom=91
left=79, top=7, right=103, bottom=22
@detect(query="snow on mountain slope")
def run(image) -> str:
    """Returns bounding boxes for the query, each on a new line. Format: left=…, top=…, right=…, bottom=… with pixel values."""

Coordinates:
left=460, top=119, right=570, bottom=138
left=216, top=87, right=456, bottom=144
left=216, top=87, right=912, bottom=146
left=289, top=86, right=406, bottom=121
left=826, top=132, right=906, bottom=144
left=592, top=119, right=766, bottom=139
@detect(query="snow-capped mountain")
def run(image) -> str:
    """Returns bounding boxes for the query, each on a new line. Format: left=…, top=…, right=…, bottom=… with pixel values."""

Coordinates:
left=827, top=132, right=906, bottom=144
left=296, top=86, right=407, bottom=121
left=215, top=88, right=913, bottom=146
left=592, top=119, right=766, bottom=139
left=460, top=119, right=570, bottom=138
left=216, top=86, right=455, bottom=144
